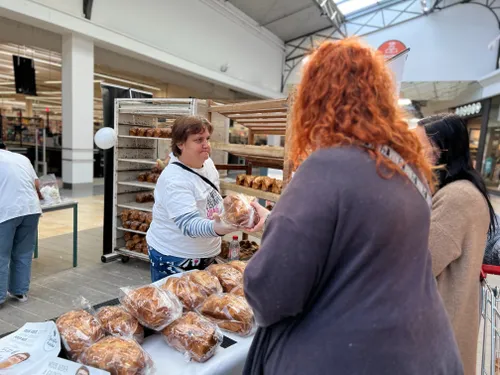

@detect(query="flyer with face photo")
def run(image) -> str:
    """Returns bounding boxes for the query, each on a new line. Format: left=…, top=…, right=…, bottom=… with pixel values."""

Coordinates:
left=0, top=321, right=60, bottom=375
left=33, top=358, right=109, bottom=375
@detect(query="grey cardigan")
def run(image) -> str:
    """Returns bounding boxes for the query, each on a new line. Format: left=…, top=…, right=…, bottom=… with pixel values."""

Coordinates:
left=243, top=147, right=463, bottom=375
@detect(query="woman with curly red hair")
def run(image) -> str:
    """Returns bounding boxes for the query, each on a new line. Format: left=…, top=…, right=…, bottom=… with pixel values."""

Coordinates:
left=243, top=39, right=462, bottom=374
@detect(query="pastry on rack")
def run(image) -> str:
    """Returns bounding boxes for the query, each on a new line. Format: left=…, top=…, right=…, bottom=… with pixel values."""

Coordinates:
left=185, top=270, right=223, bottom=296
left=160, top=128, right=172, bottom=138
left=80, top=336, right=153, bottom=375
left=261, top=176, right=275, bottom=192
left=123, top=220, right=132, bottom=229
left=137, top=173, right=147, bottom=182
left=161, top=312, right=223, bottom=363
left=145, top=212, right=153, bottom=225
left=96, top=305, right=144, bottom=343
left=56, top=310, right=105, bottom=361
left=137, top=128, right=147, bottom=137
left=129, top=127, right=139, bottom=136
left=130, top=211, right=141, bottom=221
left=236, top=174, right=246, bottom=186
left=126, top=240, right=135, bottom=250
left=243, top=175, right=256, bottom=188
left=162, top=277, right=207, bottom=311
left=206, top=264, right=243, bottom=292
left=153, top=128, right=162, bottom=138
left=135, top=192, right=155, bottom=203
left=199, top=294, right=254, bottom=336
left=120, top=209, right=131, bottom=223
left=222, top=195, right=259, bottom=228
left=130, top=221, right=141, bottom=231
left=138, top=223, right=149, bottom=232
left=227, top=260, right=247, bottom=274
left=124, top=232, right=132, bottom=242
left=120, top=285, right=182, bottom=330
left=145, top=128, right=155, bottom=137
left=271, top=179, right=283, bottom=194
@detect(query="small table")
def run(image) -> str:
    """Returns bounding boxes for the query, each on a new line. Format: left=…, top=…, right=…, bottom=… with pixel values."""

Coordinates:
left=34, top=200, right=78, bottom=267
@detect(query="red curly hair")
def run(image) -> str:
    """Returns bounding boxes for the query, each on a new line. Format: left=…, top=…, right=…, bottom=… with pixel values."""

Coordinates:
left=290, top=38, right=433, bottom=188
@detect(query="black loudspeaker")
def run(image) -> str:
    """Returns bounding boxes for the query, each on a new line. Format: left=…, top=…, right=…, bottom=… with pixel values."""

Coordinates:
left=12, top=55, right=37, bottom=96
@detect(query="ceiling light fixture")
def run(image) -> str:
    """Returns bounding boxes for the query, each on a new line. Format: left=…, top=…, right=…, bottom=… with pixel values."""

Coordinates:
left=94, top=73, right=161, bottom=91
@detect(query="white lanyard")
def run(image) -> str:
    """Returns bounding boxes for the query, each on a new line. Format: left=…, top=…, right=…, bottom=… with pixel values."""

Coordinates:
left=365, top=144, right=432, bottom=210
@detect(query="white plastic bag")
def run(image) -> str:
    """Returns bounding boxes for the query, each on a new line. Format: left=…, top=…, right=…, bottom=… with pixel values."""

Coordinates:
left=39, top=174, right=61, bottom=206
left=221, top=194, right=259, bottom=229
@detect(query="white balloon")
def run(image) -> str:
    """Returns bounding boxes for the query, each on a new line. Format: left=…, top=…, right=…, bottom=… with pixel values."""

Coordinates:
left=94, top=127, right=117, bottom=150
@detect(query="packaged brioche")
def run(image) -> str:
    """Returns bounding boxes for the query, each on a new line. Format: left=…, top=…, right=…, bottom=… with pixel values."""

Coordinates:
left=199, top=294, right=255, bottom=336
left=230, top=285, right=245, bottom=298
left=120, top=285, right=182, bottom=331
left=185, top=270, right=223, bottom=296
left=80, top=336, right=154, bottom=375
left=161, top=277, right=207, bottom=311
left=221, top=194, right=260, bottom=229
left=96, top=305, right=144, bottom=343
left=207, top=264, right=243, bottom=293
left=56, top=310, right=105, bottom=361
left=162, top=312, right=223, bottom=363
left=227, top=260, right=247, bottom=274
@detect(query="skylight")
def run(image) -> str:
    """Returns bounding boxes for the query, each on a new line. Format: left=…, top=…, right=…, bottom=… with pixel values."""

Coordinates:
left=334, top=0, right=389, bottom=16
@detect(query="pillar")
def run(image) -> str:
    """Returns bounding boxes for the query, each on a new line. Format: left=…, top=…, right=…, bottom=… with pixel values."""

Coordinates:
left=61, top=33, right=94, bottom=191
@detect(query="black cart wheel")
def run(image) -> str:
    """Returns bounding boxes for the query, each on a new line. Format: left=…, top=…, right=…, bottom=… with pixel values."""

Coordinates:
left=121, top=256, right=130, bottom=263
left=101, top=255, right=106, bottom=263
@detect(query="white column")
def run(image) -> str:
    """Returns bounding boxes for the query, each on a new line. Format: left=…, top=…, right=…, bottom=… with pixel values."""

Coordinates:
left=61, top=33, right=94, bottom=190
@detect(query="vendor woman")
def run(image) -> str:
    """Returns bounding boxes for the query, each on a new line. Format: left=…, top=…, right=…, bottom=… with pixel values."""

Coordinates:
left=146, top=116, right=236, bottom=282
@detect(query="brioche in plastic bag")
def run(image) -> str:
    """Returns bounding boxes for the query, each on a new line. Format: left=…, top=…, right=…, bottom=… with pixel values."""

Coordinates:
left=120, top=285, right=182, bottom=331
left=185, top=270, right=223, bottom=296
left=56, top=309, right=105, bottom=361
left=161, top=277, right=207, bottom=311
left=207, top=263, right=243, bottom=292
left=227, top=260, right=247, bottom=274
left=80, top=336, right=154, bottom=375
left=162, top=312, right=223, bottom=363
left=96, top=305, right=144, bottom=343
left=199, top=294, right=255, bottom=336
left=221, top=194, right=259, bottom=229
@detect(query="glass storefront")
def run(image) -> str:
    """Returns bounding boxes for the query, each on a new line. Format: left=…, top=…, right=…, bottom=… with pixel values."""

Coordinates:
left=481, top=96, right=500, bottom=192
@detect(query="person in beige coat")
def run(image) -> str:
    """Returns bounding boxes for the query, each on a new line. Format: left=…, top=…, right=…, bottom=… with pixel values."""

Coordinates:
left=416, top=114, right=496, bottom=375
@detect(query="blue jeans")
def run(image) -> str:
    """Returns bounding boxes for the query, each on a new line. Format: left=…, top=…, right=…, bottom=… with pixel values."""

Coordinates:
left=0, top=214, right=40, bottom=302
left=148, top=246, right=215, bottom=283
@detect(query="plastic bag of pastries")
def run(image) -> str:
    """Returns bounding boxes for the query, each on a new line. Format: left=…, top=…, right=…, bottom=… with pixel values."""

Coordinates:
left=227, top=260, right=247, bottom=274
left=56, top=309, right=106, bottom=361
left=230, top=285, right=245, bottom=298
left=206, top=264, right=243, bottom=292
left=185, top=270, right=223, bottom=296
left=120, top=284, right=182, bottom=331
left=236, top=174, right=246, bottom=186
left=161, top=311, right=223, bottom=363
left=96, top=305, right=144, bottom=343
left=80, top=336, right=154, bottom=375
left=271, top=179, right=283, bottom=194
left=243, top=175, right=256, bottom=187
left=199, top=294, right=255, bottom=336
left=161, top=276, right=207, bottom=311
left=221, top=194, right=259, bottom=229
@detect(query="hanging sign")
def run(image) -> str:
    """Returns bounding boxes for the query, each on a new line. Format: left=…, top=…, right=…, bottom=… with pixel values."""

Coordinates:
left=378, top=40, right=407, bottom=60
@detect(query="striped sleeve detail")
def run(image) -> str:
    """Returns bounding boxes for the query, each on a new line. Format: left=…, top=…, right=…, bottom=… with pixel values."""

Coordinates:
left=173, top=210, right=217, bottom=238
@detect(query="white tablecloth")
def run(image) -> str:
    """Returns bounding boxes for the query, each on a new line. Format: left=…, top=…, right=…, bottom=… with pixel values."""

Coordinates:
left=142, top=332, right=253, bottom=375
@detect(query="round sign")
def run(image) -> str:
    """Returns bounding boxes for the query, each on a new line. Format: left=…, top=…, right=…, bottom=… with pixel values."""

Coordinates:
left=378, top=40, right=407, bottom=59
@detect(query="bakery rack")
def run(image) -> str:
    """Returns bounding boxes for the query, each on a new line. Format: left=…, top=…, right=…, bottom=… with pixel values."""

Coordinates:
left=108, top=98, right=222, bottom=263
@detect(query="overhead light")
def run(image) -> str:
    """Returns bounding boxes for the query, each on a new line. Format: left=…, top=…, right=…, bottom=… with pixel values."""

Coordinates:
left=44, top=80, right=103, bottom=84
left=3, top=51, right=61, bottom=67
left=398, top=98, right=412, bottom=106
left=26, top=96, right=61, bottom=101
left=0, top=91, right=15, bottom=95
left=0, top=82, right=14, bottom=86
left=94, top=73, right=161, bottom=91
left=38, top=91, right=61, bottom=95
left=0, top=73, right=12, bottom=80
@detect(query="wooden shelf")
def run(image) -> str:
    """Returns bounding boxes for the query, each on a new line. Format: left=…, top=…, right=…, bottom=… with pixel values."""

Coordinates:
left=118, top=181, right=156, bottom=189
left=118, top=158, right=157, bottom=165
left=117, top=227, right=148, bottom=235
left=211, top=142, right=284, bottom=159
left=209, top=99, right=287, bottom=114
left=115, top=248, right=150, bottom=261
left=220, top=181, right=280, bottom=202
left=117, top=202, right=154, bottom=212
left=118, top=135, right=171, bottom=141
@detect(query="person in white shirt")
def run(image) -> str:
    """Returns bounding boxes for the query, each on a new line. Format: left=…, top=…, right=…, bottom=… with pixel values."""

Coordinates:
left=0, top=142, right=43, bottom=305
left=146, top=116, right=236, bottom=281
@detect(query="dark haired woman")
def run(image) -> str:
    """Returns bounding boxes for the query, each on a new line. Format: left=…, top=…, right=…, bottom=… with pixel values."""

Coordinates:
left=243, top=39, right=462, bottom=375
left=417, top=114, right=495, bottom=375
left=146, top=116, right=236, bottom=282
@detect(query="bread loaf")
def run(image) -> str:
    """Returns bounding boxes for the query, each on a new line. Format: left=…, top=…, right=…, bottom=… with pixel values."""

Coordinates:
left=207, top=264, right=243, bottom=292
left=200, top=294, right=254, bottom=336
left=96, top=305, right=144, bottom=343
